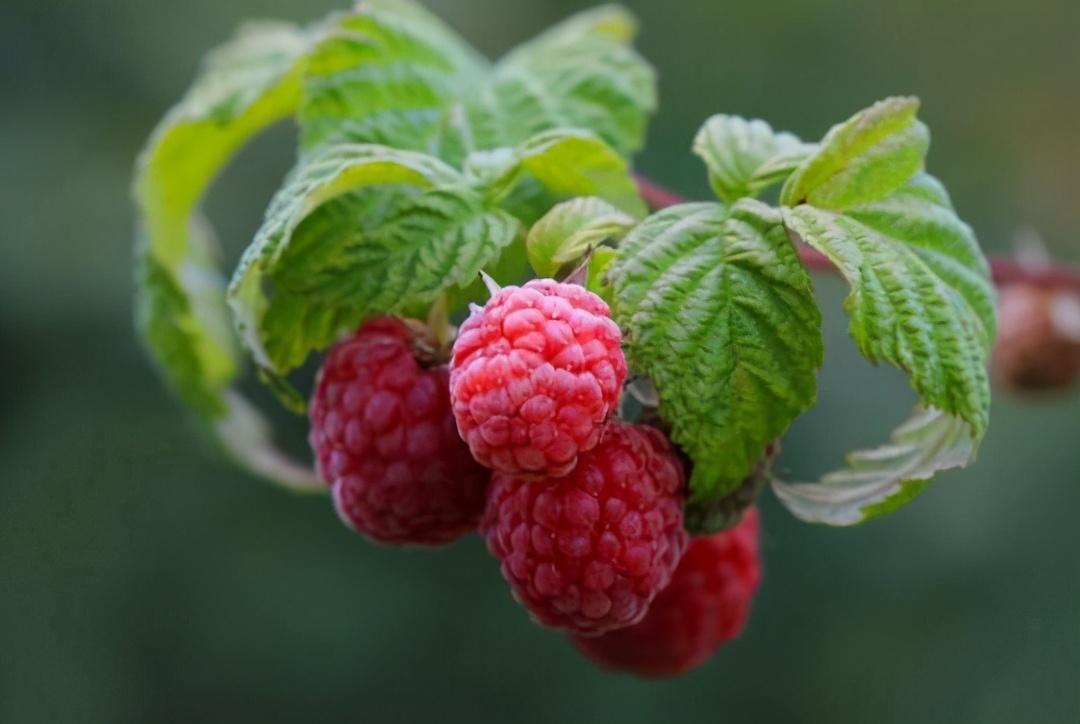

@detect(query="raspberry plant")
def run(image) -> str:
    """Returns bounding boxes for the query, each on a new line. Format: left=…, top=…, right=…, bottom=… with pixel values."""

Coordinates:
left=134, top=1, right=1001, bottom=674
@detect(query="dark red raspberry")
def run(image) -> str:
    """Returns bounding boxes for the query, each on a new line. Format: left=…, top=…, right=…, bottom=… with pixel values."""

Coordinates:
left=482, top=421, right=688, bottom=634
left=449, top=279, right=628, bottom=478
left=309, top=317, right=489, bottom=546
left=571, top=508, right=761, bottom=677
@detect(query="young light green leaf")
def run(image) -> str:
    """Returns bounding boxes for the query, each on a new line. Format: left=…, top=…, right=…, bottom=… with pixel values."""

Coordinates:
left=610, top=200, right=823, bottom=500
left=462, top=147, right=519, bottom=189
left=298, top=0, right=488, bottom=158
left=136, top=223, right=233, bottom=419
left=489, top=130, right=646, bottom=222
left=478, top=5, right=656, bottom=156
left=134, top=20, right=317, bottom=417
left=506, top=4, right=640, bottom=46
left=780, top=96, right=929, bottom=210
left=776, top=173, right=995, bottom=525
left=299, top=2, right=656, bottom=165
left=227, top=145, right=468, bottom=378
left=133, top=20, right=327, bottom=490
left=772, top=407, right=973, bottom=525
left=526, top=196, right=636, bottom=277
left=692, top=115, right=813, bottom=203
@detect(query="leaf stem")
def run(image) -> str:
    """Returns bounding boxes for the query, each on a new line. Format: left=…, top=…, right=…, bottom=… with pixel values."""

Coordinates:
left=633, top=174, right=1080, bottom=291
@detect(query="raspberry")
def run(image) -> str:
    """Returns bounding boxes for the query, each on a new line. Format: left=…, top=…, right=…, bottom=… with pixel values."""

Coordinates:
left=571, top=508, right=761, bottom=677
left=482, top=421, right=688, bottom=634
left=449, top=279, right=628, bottom=477
left=992, top=284, right=1080, bottom=391
left=309, top=317, right=489, bottom=546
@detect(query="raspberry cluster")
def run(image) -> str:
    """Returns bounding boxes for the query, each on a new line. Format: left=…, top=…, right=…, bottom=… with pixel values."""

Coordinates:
left=449, top=279, right=628, bottom=477
left=571, top=508, right=761, bottom=676
left=305, top=281, right=762, bottom=676
left=309, top=317, right=489, bottom=546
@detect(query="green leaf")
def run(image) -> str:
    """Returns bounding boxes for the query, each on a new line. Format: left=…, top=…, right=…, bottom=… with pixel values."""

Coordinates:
left=785, top=176, right=993, bottom=435
left=134, top=20, right=316, bottom=416
left=773, top=99, right=994, bottom=525
left=776, top=173, right=995, bottom=524
left=298, top=2, right=656, bottom=164
left=780, top=96, right=929, bottom=210
left=445, top=228, right=532, bottom=313
left=772, top=407, right=972, bottom=525
left=298, top=0, right=488, bottom=159
left=133, top=20, right=327, bottom=490
left=489, top=130, right=646, bottom=223
left=136, top=221, right=233, bottom=419
left=228, top=144, right=519, bottom=374
left=263, top=188, right=519, bottom=373
left=507, top=4, right=640, bottom=46
left=692, top=114, right=813, bottom=203
left=610, top=200, right=823, bottom=499
left=475, top=5, right=656, bottom=156
left=526, top=196, right=636, bottom=277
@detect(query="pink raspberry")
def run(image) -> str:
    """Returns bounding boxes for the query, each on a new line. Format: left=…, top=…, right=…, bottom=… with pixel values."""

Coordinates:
left=309, top=317, right=489, bottom=546
left=482, top=421, right=688, bottom=634
left=449, top=279, right=628, bottom=477
left=571, top=508, right=761, bottom=677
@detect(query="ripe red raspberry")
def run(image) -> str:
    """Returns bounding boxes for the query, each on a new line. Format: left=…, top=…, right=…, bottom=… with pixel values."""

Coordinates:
left=571, top=508, right=761, bottom=677
left=482, top=421, right=688, bottom=634
left=309, top=317, right=489, bottom=546
left=449, top=279, right=628, bottom=477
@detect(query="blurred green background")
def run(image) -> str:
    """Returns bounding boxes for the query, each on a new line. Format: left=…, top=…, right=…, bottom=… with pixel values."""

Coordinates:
left=3, top=0, right=1079, bottom=721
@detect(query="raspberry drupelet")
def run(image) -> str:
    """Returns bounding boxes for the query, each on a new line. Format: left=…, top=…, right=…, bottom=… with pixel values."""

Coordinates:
left=571, top=508, right=761, bottom=677
left=309, top=317, right=489, bottom=546
left=482, top=421, right=688, bottom=635
left=449, top=279, right=628, bottom=478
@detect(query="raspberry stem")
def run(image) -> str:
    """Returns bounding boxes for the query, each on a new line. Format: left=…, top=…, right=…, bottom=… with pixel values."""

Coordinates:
left=425, top=293, right=455, bottom=360
left=216, top=391, right=325, bottom=494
